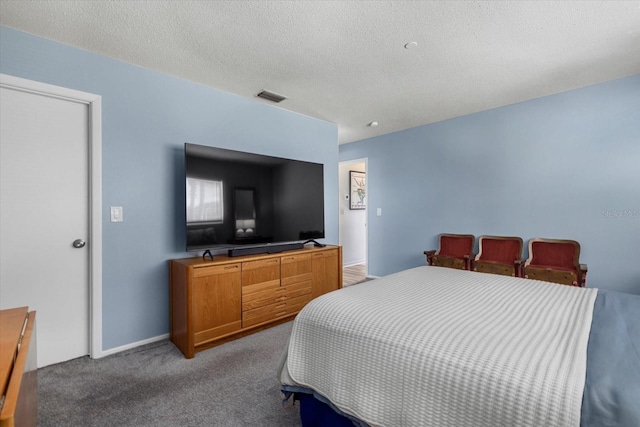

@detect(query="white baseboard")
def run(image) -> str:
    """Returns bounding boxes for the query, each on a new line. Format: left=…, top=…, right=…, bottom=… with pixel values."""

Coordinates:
left=96, top=333, right=170, bottom=358
left=366, top=275, right=380, bottom=279
left=343, top=260, right=366, bottom=268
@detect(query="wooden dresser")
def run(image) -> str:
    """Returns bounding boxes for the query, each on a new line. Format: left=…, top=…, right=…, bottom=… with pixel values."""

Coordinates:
left=0, top=307, right=37, bottom=427
left=170, top=245, right=342, bottom=358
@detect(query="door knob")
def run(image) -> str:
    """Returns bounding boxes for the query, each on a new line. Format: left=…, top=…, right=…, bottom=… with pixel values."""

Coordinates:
left=72, top=239, right=86, bottom=248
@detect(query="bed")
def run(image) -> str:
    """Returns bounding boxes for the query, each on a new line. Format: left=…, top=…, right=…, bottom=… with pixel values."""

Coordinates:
left=278, top=266, right=640, bottom=427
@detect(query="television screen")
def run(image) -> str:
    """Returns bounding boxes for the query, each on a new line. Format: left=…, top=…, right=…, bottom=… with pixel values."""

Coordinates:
left=184, top=143, right=325, bottom=254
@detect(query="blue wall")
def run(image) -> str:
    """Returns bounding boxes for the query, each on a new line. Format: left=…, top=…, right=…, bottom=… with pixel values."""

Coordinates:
left=0, top=26, right=339, bottom=350
left=340, top=74, right=640, bottom=294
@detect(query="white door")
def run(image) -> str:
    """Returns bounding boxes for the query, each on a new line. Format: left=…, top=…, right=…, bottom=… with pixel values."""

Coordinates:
left=1, top=83, right=91, bottom=367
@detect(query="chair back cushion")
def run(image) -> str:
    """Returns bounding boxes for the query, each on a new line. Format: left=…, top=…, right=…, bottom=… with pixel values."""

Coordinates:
left=439, top=234, right=474, bottom=257
left=478, top=237, right=522, bottom=263
left=529, top=240, right=579, bottom=270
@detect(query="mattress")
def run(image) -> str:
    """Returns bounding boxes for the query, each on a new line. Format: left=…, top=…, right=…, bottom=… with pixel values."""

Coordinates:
left=279, top=266, right=599, bottom=427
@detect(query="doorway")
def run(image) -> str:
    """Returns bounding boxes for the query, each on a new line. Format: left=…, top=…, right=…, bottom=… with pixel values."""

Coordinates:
left=0, top=74, right=103, bottom=366
left=339, top=158, right=367, bottom=285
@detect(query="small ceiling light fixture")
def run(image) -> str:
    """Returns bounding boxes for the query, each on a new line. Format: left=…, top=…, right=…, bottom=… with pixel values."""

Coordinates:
left=256, top=90, right=287, bottom=103
left=404, top=41, right=418, bottom=50
left=368, top=121, right=379, bottom=127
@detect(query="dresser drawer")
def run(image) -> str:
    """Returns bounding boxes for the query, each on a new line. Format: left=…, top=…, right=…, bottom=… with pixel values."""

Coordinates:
left=242, top=285, right=286, bottom=311
left=283, top=293, right=312, bottom=315
left=283, top=280, right=312, bottom=299
left=242, top=280, right=280, bottom=296
left=242, top=280, right=311, bottom=311
left=241, top=258, right=280, bottom=287
left=311, top=250, right=336, bottom=260
left=242, top=293, right=312, bottom=328
left=281, top=253, right=312, bottom=286
left=193, top=263, right=241, bottom=278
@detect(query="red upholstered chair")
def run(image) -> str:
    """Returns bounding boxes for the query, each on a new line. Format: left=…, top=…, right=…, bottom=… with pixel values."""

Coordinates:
left=424, top=234, right=475, bottom=270
left=523, top=238, right=588, bottom=287
left=473, top=235, right=524, bottom=277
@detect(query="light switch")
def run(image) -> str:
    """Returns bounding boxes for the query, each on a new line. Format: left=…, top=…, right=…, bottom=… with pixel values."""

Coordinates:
left=110, top=206, right=123, bottom=222
left=377, top=208, right=382, bottom=216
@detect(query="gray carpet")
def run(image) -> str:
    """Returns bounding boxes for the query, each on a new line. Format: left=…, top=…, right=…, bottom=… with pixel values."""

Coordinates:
left=38, top=322, right=301, bottom=426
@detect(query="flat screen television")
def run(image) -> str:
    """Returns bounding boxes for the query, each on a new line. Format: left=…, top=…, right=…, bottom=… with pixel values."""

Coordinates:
left=184, top=143, right=325, bottom=256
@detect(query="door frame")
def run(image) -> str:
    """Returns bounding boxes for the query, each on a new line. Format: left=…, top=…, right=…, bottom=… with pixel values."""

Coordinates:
left=0, top=73, right=103, bottom=359
left=338, top=157, right=368, bottom=272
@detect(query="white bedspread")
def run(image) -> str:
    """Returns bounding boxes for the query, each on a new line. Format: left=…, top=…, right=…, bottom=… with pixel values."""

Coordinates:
left=279, top=266, right=597, bottom=427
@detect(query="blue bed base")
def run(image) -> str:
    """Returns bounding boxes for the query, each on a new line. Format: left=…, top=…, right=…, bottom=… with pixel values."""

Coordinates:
left=297, top=392, right=354, bottom=427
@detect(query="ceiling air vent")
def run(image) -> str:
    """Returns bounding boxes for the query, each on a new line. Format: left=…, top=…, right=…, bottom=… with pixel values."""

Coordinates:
left=256, top=90, right=287, bottom=103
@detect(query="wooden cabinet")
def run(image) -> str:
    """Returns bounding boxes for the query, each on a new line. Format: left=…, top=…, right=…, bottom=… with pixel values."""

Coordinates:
left=192, top=264, right=242, bottom=346
left=312, top=249, right=341, bottom=299
left=1, top=307, right=37, bottom=427
left=170, top=245, right=341, bottom=358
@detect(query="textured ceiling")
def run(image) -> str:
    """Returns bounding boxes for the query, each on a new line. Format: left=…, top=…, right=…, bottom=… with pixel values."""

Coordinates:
left=1, top=1, right=639, bottom=144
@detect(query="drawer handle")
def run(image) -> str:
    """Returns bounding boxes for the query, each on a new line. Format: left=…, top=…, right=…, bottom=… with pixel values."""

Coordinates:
left=275, top=311, right=287, bottom=318
left=225, top=265, right=239, bottom=270
left=275, top=304, right=286, bottom=310
left=276, top=296, right=287, bottom=302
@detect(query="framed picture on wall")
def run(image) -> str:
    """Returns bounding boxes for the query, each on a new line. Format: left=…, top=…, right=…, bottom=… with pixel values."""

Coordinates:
left=349, top=170, right=366, bottom=210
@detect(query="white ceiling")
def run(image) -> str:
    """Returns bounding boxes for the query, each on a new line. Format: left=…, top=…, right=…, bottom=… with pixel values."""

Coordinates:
left=1, top=1, right=639, bottom=144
